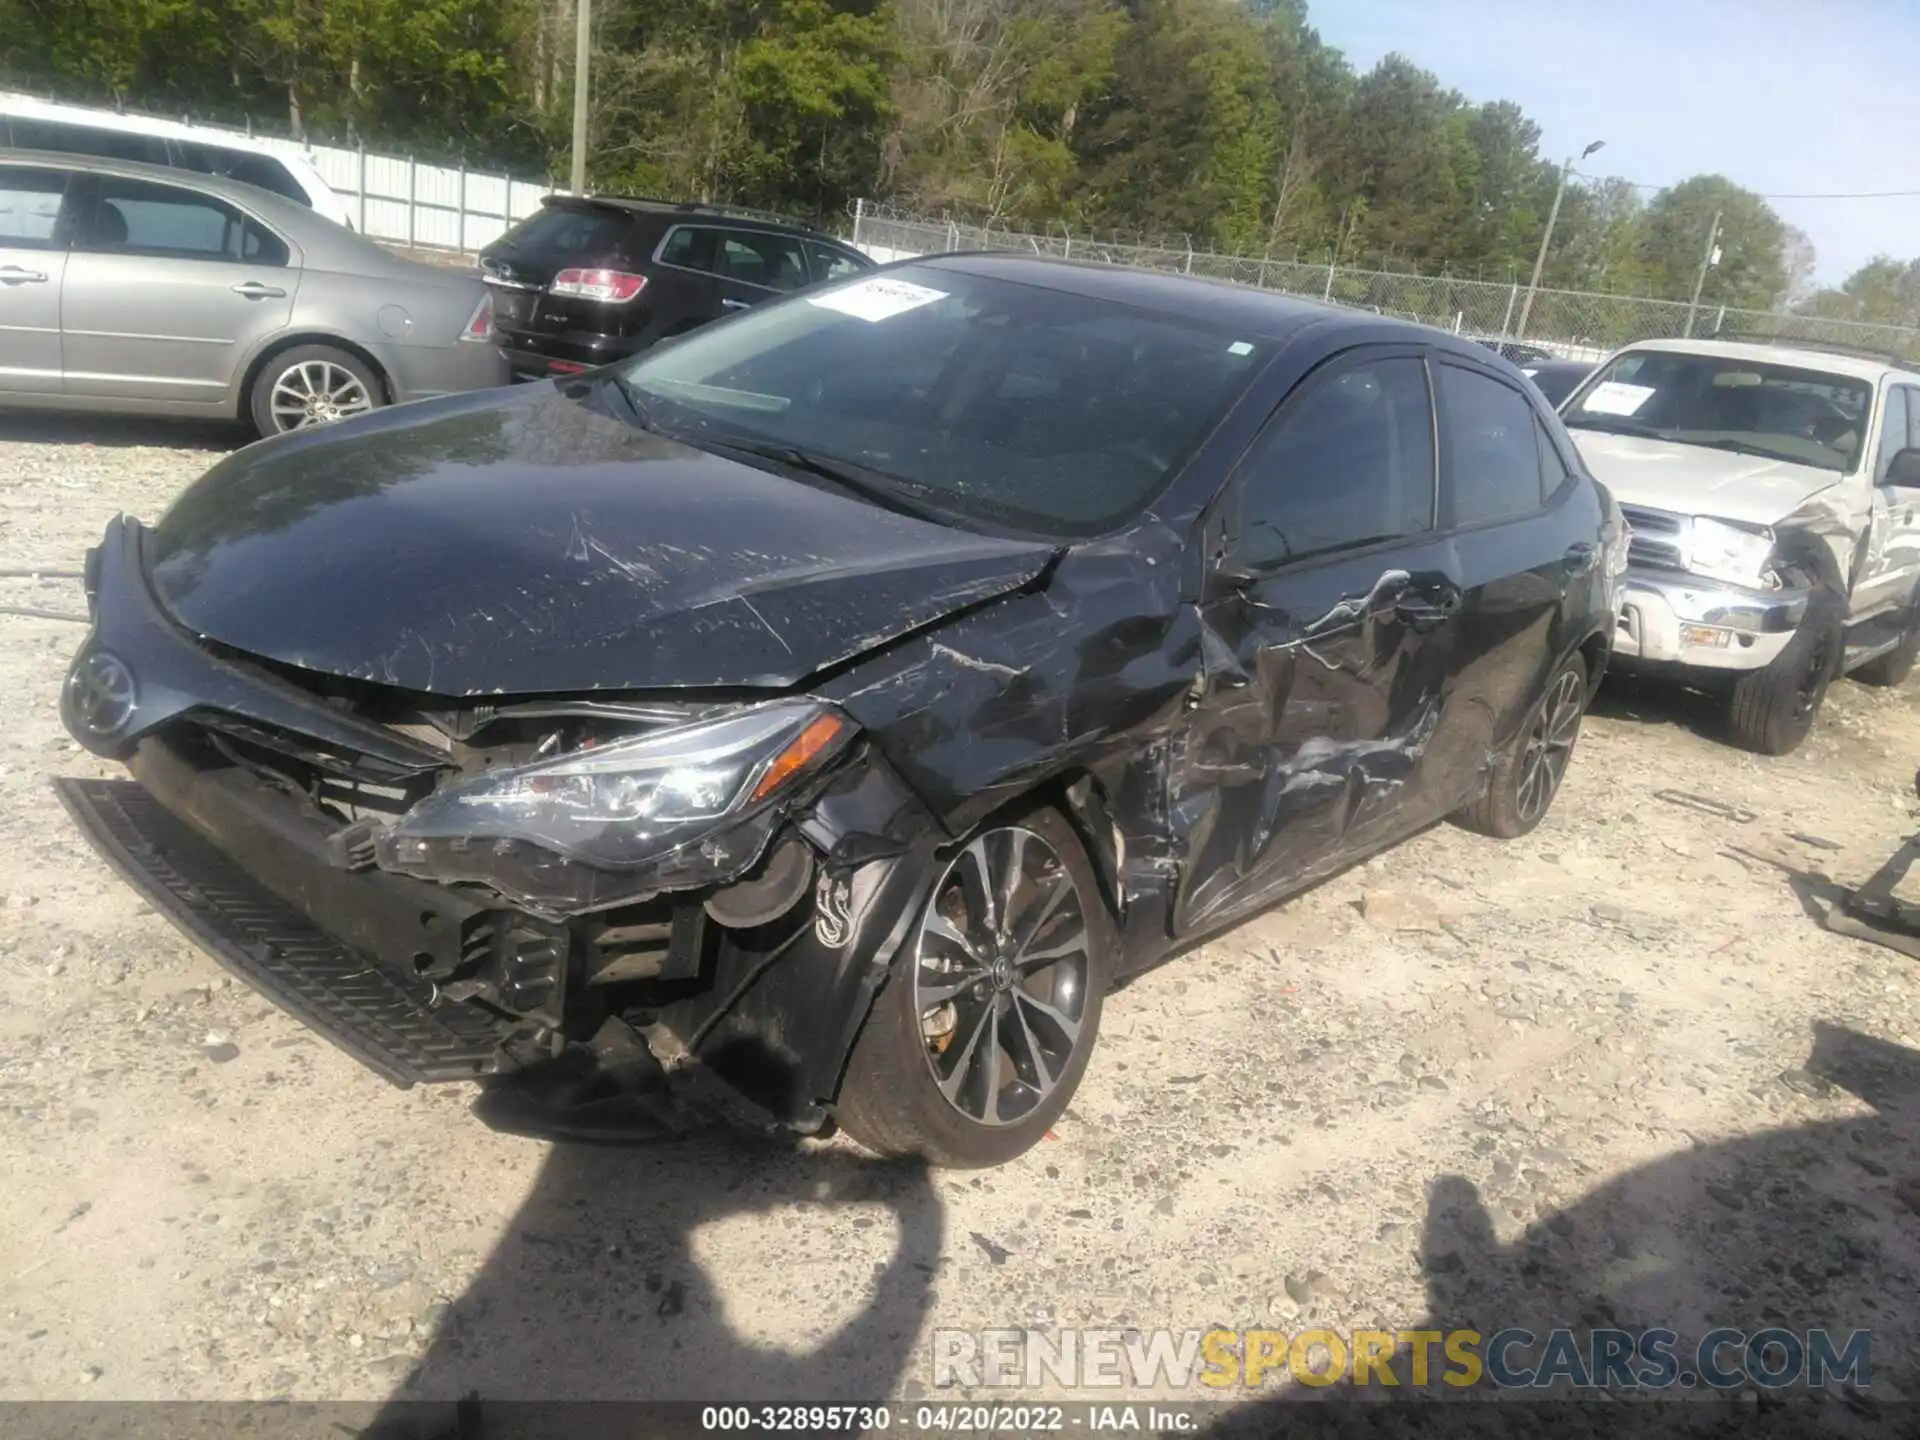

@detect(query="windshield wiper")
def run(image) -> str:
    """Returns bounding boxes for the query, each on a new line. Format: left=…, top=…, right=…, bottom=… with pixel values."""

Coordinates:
left=1564, top=415, right=1665, bottom=439
left=606, top=373, right=663, bottom=434
left=1690, top=437, right=1816, bottom=465
left=707, top=437, right=953, bottom=524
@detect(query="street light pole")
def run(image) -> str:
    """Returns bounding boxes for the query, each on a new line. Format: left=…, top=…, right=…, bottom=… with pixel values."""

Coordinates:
left=1515, top=139, right=1604, bottom=342
left=569, top=0, right=592, bottom=195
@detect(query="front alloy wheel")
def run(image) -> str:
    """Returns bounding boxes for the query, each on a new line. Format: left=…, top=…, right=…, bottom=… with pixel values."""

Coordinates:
left=837, top=804, right=1112, bottom=1167
left=915, top=828, right=1091, bottom=1128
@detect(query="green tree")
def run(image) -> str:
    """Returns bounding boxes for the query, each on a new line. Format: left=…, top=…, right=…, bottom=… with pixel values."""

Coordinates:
left=1799, top=256, right=1920, bottom=329
left=1068, top=0, right=1276, bottom=246
left=1635, top=174, right=1794, bottom=310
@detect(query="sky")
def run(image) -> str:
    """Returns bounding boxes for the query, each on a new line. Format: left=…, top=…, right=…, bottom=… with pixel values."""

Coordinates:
left=1306, top=0, right=1920, bottom=286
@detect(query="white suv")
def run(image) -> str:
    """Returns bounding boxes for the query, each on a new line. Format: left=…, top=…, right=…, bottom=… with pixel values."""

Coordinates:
left=0, top=94, right=348, bottom=229
left=1560, top=337, right=1920, bottom=754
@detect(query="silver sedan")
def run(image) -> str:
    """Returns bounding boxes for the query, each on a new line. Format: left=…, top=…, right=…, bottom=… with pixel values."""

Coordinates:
left=0, top=149, right=508, bottom=435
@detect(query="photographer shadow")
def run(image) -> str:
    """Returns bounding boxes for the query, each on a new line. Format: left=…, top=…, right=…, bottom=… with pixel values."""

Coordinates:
left=1208, top=1022, right=1920, bottom=1437
left=359, top=1126, right=943, bottom=1440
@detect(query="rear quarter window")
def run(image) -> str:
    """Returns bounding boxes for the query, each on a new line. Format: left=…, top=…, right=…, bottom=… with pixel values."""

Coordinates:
left=8, top=117, right=167, bottom=166
left=497, top=204, right=633, bottom=258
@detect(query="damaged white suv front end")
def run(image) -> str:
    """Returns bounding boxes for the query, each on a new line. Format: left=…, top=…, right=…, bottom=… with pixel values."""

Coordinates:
left=1561, top=338, right=1920, bottom=754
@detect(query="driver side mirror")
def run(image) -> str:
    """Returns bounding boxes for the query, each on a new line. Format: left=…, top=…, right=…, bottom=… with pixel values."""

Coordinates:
left=1887, top=448, right=1920, bottom=487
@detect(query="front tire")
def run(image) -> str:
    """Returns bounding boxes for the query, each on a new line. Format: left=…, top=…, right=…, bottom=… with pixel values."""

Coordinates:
left=1726, top=592, right=1844, bottom=754
left=249, top=344, right=384, bottom=436
left=1455, top=652, right=1587, bottom=839
left=836, top=804, right=1113, bottom=1168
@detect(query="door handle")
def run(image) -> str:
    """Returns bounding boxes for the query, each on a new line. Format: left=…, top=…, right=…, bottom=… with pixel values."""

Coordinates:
left=0, top=265, right=47, bottom=284
left=231, top=281, right=287, bottom=299
left=1395, top=585, right=1461, bottom=631
left=720, top=298, right=751, bottom=311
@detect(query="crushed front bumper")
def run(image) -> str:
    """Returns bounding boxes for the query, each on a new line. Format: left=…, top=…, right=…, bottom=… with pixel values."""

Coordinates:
left=55, top=776, right=502, bottom=1087
left=1611, top=568, right=1807, bottom=671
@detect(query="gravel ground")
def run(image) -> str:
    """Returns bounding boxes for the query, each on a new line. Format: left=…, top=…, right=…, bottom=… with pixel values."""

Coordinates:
left=0, top=413, right=1917, bottom=1416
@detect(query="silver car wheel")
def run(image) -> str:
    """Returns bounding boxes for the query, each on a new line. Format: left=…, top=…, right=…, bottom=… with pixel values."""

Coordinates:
left=268, top=359, right=375, bottom=432
left=914, top=825, right=1092, bottom=1129
left=1515, top=667, right=1584, bottom=824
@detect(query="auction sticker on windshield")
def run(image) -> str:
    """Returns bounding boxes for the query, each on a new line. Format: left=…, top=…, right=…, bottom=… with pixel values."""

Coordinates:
left=808, top=277, right=948, bottom=323
left=1580, top=381, right=1657, bottom=417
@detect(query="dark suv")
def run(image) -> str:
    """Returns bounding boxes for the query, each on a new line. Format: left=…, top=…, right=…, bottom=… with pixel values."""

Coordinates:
left=479, top=195, right=874, bottom=379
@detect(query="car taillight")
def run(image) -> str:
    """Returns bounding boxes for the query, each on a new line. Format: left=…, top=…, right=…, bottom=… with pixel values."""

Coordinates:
left=550, top=268, right=647, bottom=303
left=460, top=292, right=495, bottom=342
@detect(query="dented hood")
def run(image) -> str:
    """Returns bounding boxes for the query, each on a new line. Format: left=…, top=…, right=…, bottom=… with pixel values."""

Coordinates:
left=1569, top=429, right=1841, bottom=526
left=144, top=383, right=1056, bottom=696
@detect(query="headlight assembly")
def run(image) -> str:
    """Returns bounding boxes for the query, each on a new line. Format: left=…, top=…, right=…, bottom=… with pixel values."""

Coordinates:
left=384, top=701, right=853, bottom=873
left=1681, top=516, right=1775, bottom=590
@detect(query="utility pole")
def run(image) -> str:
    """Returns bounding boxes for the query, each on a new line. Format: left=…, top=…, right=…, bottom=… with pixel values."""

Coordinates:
left=569, top=0, right=592, bottom=195
left=1515, top=139, right=1604, bottom=342
left=1684, top=209, right=1724, bottom=338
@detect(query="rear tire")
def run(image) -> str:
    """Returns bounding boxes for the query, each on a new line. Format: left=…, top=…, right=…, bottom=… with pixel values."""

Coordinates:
left=836, top=803, right=1113, bottom=1168
left=1727, top=591, right=1844, bottom=754
left=1454, top=652, right=1587, bottom=840
left=248, top=344, right=385, bottom=437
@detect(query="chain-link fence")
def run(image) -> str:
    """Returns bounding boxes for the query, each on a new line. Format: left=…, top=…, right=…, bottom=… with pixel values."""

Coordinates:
left=849, top=201, right=1920, bottom=366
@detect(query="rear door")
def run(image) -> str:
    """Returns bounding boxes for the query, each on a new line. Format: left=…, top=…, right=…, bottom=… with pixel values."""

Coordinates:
left=60, top=174, right=296, bottom=404
left=710, top=227, right=814, bottom=315
left=1171, top=345, right=1459, bottom=935
left=0, top=163, right=75, bottom=396
left=1424, top=356, right=1604, bottom=804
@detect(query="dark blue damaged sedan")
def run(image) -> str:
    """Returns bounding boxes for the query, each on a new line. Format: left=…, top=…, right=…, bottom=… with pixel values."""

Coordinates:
left=55, top=254, right=1625, bottom=1166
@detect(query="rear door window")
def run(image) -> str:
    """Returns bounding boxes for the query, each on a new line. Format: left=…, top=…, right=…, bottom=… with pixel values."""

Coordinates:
left=805, top=241, right=869, bottom=283
left=716, top=228, right=811, bottom=292
left=1435, top=362, right=1547, bottom=528
left=76, top=176, right=255, bottom=262
left=657, top=225, right=719, bottom=273
left=0, top=165, right=72, bottom=248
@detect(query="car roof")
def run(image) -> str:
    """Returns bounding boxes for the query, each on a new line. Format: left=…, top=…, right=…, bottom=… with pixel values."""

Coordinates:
left=536, top=193, right=851, bottom=244
left=1620, top=336, right=1920, bottom=385
left=0, top=147, right=425, bottom=273
left=0, top=92, right=299, bottom=162
left=906, top=251, right=1469, bottom=350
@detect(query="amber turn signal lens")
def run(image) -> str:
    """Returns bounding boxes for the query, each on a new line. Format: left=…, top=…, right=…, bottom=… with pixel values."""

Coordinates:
left=749, top=713, right=847, bottom=803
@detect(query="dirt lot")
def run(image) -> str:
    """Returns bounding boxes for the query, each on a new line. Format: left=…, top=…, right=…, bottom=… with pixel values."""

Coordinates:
left=1, top=414, right=1917, bottom=1413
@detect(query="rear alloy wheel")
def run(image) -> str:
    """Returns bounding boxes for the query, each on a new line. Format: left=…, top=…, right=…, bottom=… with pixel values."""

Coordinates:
left=836, top=805, right=1112, bottom=1167
left=249, top=344, right=384, bottom=436
left=1853, top=598, right=1920, bottom=688
left=1455, top=652, right=1588, bottom=839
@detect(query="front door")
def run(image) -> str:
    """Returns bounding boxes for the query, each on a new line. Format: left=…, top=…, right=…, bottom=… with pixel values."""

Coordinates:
left=1859, top=383, right=1920, bottom=616
left=60, top=174, right=295, bottom=405
left=1171, top=346, right=1460, bottom=936
left=0, top=163, right=74, bottom=395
